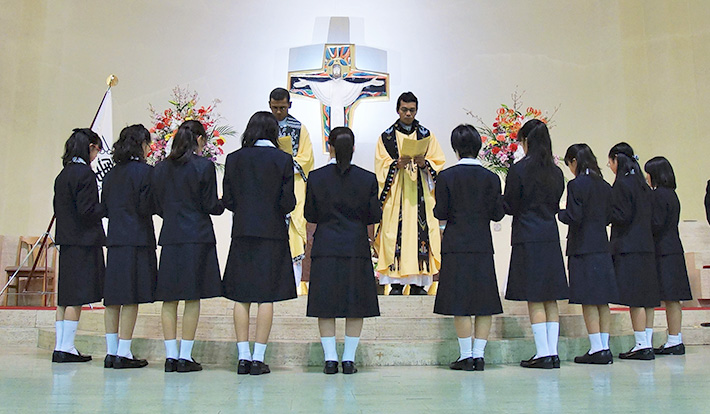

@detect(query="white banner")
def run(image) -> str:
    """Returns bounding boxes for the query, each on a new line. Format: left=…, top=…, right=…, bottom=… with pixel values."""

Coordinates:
left=90, top=88, right=115, bottom=190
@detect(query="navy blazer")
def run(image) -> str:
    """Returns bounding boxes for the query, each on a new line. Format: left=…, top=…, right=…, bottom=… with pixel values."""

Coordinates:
left=53, top=162, right=106, bottom=246
left=304, top=164, right=381, bottom=258
left=558, top=173, right=612, bottom=256
left=222, top=146, right=295, bottom=240
left=503, top=157, right=565, bottom=244
left=152, top=154, right=224, bottom=245
left=650, top=187, right=684, bottom=256
left=434, top=163, right=504, bottom=253
left=609, top=173, right=654, bottom=254
left=101, top=161, right=155, bottom=247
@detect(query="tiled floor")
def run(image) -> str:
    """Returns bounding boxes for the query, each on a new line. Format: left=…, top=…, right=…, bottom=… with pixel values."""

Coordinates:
left=0, top=346, right=708, bottom=413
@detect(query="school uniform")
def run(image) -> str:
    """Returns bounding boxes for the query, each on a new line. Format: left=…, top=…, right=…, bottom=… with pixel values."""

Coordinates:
left=609, top=173, right=660, bottom=307
left=651, top=187, right=692, bottom=301
left=152, top=154, right=224, bottom=301
left=221, top=140, right=297, bottom=303
left=101, top=160, right=157, bottom=306
left=558, top=173, right=619, bottom=305
left=53, top=159, right=106, bottom=306
left=503, top=157, right=569, bottom=302
left=433, top=158, right=505, bottom=316
left=304, top=161, right=381, bottom=318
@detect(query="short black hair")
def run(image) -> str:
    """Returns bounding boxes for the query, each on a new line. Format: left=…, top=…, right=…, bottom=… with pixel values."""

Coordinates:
left=644, top=156, right=676, bottom=189
left=450, top=124, right=482, bottom=158
left=61, top=128, right=101, bottom=166
left=242, top=111, right=279, bottom=148
left=113, top=124, right=151, bottom=164
left=564, top=143, right=603, bottom=178
left=269, top=87, right=290, bottom=102
left=396, top=92, right=418, bottom=111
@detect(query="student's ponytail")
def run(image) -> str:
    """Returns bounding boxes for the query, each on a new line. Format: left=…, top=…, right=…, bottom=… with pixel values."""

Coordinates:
left=329, top=127, right=354, bottom=175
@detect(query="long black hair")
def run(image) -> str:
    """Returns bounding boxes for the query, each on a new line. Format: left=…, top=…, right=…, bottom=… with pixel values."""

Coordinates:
left=608, top=142, right=647, bottom=188
left=242, top=111, right=279, bottom=148
left=61, top=128, right=101, bottom=166
left=644, top=156, right=676, bottom=189
left=168, top=120, right=205, bottom=164
left=450, top=124, right=482, bottom=158
left=564, top=143, right=603, bottom=178
left=113, top=124, right=151, bottom=164
left=519, top=119, right=558, bottom=188
left=328, top=126, right=354, bottom=174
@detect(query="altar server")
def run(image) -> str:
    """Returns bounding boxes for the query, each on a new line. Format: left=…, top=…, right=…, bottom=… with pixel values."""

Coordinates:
left=644, top=156, right=692, bottom=355
left=152, top=120, right=224, bottom=372
left=503, top=119, right=568, bottom=370
left=101, top=124, right=156, bottom=369
left=305, top=126, right=381, bottom=375
left=222, top=111, right=297, bottom=376
left=608, top=142, right=660, bottom=360
left=559, top=144, right=618, bottom=364
left=433, top=124, right=504, bottom=372
left=52, top=128, right=105, bottom=363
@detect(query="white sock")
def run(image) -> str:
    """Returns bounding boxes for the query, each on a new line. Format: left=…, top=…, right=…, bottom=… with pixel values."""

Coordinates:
left=179, top=340, right=195, bottom=361
left=665, top=334, right=681, bottom=348
left=117, top=339, right=133, bottom=359
left=633, top=331, right=647, bottom=351
left=645, top=328, right=654, bottom=348
left=320, top=336, right=338, bottom=362
left=588, top=333, right=603, bottom=354
left=237, top=341, right=252, bottom=361
left=600, top=332, right=610, bottom=350
left=678, top=332, right=683, bottom=343
left=472, top=338, right=487, bottom=359
left=105, top=333, right=118, bottom=356
left=54, top=321, right=64, bottom=351
left=253, top=342, right=267, bottom=362
left=59, top=320, right=79, bottom=355
left=457, top=337, right=473, bottom=360
left=342, top=336, right=360, bottom=362
left=164, top=339, right=179, bottom=360
left=532, top=323, right=550, bottom=358
left=546, top=322, right=560, bottom=356
left=293, top=261, right=303, bottom=287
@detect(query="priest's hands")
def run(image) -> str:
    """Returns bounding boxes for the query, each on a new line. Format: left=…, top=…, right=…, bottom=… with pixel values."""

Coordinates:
left=413, top=155, right=426, bottom=168
left=396, top=156, right=412, bottom=169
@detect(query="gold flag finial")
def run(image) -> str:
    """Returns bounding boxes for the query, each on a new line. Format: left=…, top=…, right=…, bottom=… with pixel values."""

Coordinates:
left=106, top=74, right=118, bottom=87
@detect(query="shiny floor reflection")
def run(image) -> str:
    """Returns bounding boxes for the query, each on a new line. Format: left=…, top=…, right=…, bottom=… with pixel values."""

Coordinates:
left=0, top=347, right=708, bottom=413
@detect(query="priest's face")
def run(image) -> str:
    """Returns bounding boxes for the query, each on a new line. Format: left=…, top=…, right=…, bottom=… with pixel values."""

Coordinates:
left=269, top=98, right=291, bottom=122
left=397, top=101, right=417, bottom=125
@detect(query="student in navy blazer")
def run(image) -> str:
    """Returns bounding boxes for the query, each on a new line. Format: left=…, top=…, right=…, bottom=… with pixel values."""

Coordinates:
left=152, top=120, right=224, bottom=373
left=644, top=156, right=692, bottom=355
left=101, top=124, right=156, bottom=369
left=559, top=144, right=618, bottom=365
left=433, top=124, right=504, bottom=372
left=503, top=120, right=568, bottom=370
left=222, top=111, right=297, bottom=376
left=305, top=126, right=381, bottom=375
left=52, top=128, right=105, bottom=363
left=608, top=142, right=660, bottom=361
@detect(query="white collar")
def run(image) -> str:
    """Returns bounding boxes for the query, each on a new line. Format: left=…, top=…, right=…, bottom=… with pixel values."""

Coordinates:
left=328, top=158, right=337, bottom=165
left=254, top=139, right=276, bottom=148
left=71, top=157, right=87, bottom=165
left=456, top=157, right=482, bottom=166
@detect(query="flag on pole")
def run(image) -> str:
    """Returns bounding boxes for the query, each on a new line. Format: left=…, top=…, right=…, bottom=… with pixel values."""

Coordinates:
left=91, top=88, right=115, bottom=190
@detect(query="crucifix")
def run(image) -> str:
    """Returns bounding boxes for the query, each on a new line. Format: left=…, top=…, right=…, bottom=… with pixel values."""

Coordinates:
left=288, top=17, right=390, bottom=153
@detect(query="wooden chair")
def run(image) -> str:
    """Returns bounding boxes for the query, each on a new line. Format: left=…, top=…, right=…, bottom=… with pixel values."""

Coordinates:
left=3, top=236, right=58, bottom=307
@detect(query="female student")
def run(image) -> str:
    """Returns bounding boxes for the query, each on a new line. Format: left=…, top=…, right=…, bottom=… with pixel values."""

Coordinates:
left=433, top=124, right=504, bottom=372
left=608, top=142, right=660, bottom=360
left=504, top=119, right=568, bottom=370
left=52, top=128, right=105, bottom=363
left=304, top=126, right=381, bottom=375
left=222, top=111, right=297, bottom=376
left=559, top=144, right=619, bottom=364
left=644, top=156, right=692, bottom=355
left=101, top=124, right=156, bottom=369
left=152, top=120, right=224, bottom=372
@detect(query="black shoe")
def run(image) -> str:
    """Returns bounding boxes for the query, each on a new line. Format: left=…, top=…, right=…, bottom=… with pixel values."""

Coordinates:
left=177, top=358, right=203, bottom=372
left=409, top=285, right=427, bottom=295
left=449, top=357, right=475, bottom=371
left=520, top=355, right=553, bottom=369
left=323, top=360, right=339, bottom=374
left=55, top=350, right=92, bottom=363
left=551, top=355, right=560, bottom=368
left=472, top=357, right=485, bottom=371
left=654, top=343, right=685, bottom=355
left=237, top=359, right=252, bottom=375
left=389, top=285, right=403, bottom=295
left=104, top=354, right=116, bottom=368
left=51, top=350, right=61, bottom=363
left=341, top=361, right=358, bottom=374
left=164, top=358, right=178, bottom=372
left=250, top=361, right=271, bottom=375
left=574, top=349, right=613, bottom=365
left=113, top=356, right=148, bottom=369
left=619, top=347, right=655, bottom=360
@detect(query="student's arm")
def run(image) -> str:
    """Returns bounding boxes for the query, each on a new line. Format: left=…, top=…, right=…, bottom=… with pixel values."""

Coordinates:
left=304, top=179, right=318, bottom=224
left=367, top=176, right=383, bottom=225
left=433, top=172, right=449, bottom=221
left=76, top=168, right=105, bottom=222
left=201, top=163, right=224, bottom=216
left=222, top=155, right=236, bottom=212
left=609, top=179, right=633, bottom=226
left=490, top=175, right=505, bottom=222
left=137, top=167, right=155, bottom=217
left=503, top=165, right=523, bottom=216
left=279, top=158, right=296, bottom=216
left=559, top=180, right=582, bottom=225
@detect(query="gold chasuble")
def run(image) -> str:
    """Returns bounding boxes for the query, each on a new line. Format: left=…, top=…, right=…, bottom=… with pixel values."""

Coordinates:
left=278, top=115, right=314, bottom=262
left=374, top=120, right=445, bottom=280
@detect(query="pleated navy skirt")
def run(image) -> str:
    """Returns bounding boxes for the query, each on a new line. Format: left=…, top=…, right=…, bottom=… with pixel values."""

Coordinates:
left=434, top=252, right=503, bottom=316
left=567, top=253, right=619, bottom=305
left=104, top=246, right=157, bottom=306
left=505, top=241, right=569, bottom=302
left=57, top=245, right=105, bottom=307
left=656, top=253, right=692, bottom=301
left=307, top=256, right=380, bottom=318
left=154, top=243, right=222, bottom=302
left=612, top=252, right=661, bottom=307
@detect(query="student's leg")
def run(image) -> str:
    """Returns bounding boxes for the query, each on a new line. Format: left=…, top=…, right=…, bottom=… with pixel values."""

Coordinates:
left=582, top=305, right=603, bottom=354
left=544, top=301, right=560, bottom=357
left=253, top=303, right=273, bottom=362
left=472, top=315, right=492, bottom=362
left=528, top=302, right=550, bottom=358
left=454, top=316, right=473, bottom=361
left=234, top=302, right=252, bottom=362
left=104, top=305, right=120, bottom=357
left=318, top=318, right=338, bottom=364
left=54, top=306, right=65, bottom=352
left=343, top=318, right=364, bottom=363
left=629, top=307, right=649, bottom=350
left=60, top=306, right=82, bottom=354
left=179, top=300, right=200, bottom=361
left=645, top=307, right=655, bottom=348
left=161, top=301, right=179, bottom=360
left=117, top=304, right=139, bottom=359
left=664, top=301, right=684, bottom=349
